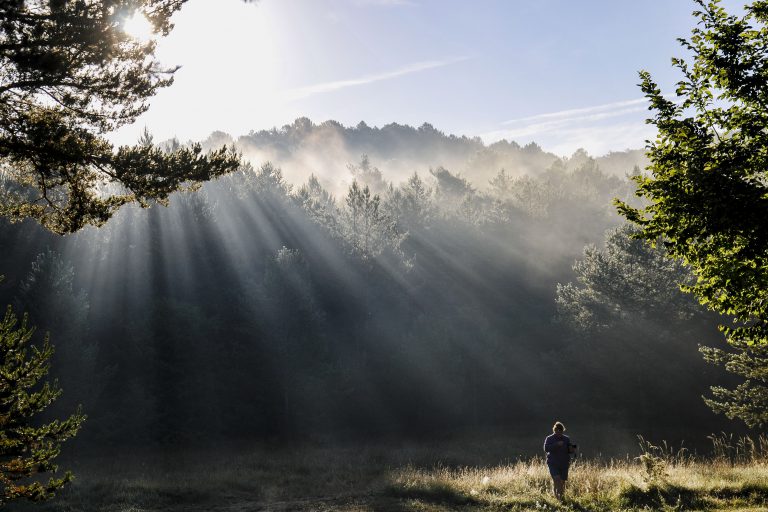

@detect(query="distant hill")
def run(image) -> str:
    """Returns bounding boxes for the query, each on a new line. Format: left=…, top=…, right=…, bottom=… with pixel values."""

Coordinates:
left=198, top=118, right=649, bottom=193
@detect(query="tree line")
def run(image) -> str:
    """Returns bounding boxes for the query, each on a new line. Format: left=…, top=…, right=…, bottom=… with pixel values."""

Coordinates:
left=0, top=154, right=732, bottom=445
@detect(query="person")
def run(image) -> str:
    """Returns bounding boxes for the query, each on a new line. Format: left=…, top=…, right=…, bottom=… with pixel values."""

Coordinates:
left=543, top=421, right=572, bottom=501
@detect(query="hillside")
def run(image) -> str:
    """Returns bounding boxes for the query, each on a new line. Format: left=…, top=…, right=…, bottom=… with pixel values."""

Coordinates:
left=197, top=118, right=648, bottom=192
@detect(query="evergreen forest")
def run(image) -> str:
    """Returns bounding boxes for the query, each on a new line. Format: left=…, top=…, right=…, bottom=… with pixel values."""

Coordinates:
left=0, top=125, right=730, bottom=449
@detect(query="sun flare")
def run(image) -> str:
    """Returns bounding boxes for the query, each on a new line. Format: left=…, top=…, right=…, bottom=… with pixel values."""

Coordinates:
left=123, top=11, right=154, bottom=42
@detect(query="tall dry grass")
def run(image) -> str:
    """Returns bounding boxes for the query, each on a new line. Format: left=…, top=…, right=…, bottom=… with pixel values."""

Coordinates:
left=7, top=434, right=768, bottom=511
left=386, top=435, right=768, bottom=511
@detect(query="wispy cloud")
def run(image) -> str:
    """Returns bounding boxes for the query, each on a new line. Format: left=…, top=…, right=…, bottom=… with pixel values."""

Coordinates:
left=480, top=98, right=652, bottom=143
left=284, top=57, right=467, bottom=101
left=489, top=107, right=646, bottom=140
left=481, top=98, right=663, bottom=155
left=544, top=122, right=655, bottom=156
left=501, top=98, right=649, bottom=126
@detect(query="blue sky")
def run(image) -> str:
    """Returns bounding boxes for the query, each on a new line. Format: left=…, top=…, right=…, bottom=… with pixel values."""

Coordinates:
left=110, top=0, right=743, bottom=156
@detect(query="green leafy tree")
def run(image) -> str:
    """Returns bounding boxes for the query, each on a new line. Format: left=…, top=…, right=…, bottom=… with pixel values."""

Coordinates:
left=0, top=0, right=241, bottom=234
left=0, top=305, right=84, bottom=504
left=618, top=0, right=768, bottom=426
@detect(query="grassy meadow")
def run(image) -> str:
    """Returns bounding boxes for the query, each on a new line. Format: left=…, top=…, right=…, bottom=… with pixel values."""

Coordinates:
left=387, top=457, right=768, bottom=512
left=7, top=433, right=768, bottom=512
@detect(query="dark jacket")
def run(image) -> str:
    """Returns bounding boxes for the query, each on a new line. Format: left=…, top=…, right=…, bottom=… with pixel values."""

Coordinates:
left=544, top=432, right=570, bottom=466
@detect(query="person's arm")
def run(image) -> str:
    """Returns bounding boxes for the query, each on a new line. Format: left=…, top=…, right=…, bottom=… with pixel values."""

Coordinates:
left=544, top=436, right=553, bottom=453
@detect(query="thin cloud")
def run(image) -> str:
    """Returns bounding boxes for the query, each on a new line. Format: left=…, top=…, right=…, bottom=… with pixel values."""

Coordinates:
left=545, top=122, right=656, bottom=156
left=284, top=57, right=467, bottom=101
left=480, top=97, right=667, bottom=155
left=501, top=98, right=650, bottom=126
left=488, top=105, right=647, bottom=140
left=481, top=119, right=656, bottom=156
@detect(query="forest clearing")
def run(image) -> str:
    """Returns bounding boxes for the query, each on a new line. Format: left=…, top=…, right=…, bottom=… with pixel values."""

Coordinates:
left=10, top=434, right=768, bottom=512
left=4, top=1, right=768, bottom=511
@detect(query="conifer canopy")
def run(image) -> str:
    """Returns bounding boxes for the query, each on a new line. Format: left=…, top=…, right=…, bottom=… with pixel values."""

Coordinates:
left=0, top=1, right=242, bottom=234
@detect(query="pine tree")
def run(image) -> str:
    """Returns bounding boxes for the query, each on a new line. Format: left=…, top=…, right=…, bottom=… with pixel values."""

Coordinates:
left=347, top=154, right=386, bottom=194
left=0, top=1, right=242, bottom=234
left=15, top=249, right=98, bottom=415
left=342, top=181, right=402, bottom=259
left=556, top=224, right=700, bottom=332
left=383, top=172, right=434, bottom=232
left=0, top=305, right=84, bottom=504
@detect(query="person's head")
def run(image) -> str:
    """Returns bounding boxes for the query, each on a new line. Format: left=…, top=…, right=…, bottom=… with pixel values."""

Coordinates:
left=553, top=421, right=565, bottom=433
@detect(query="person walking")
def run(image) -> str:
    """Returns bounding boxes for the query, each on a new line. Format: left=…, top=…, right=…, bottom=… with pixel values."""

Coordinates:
left=543, top=421, right=572, bottom=501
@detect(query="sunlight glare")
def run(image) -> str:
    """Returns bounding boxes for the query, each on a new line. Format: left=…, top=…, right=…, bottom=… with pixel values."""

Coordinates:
left=123, top=11, right=154, bottom=42
left=108, top=0, right=286, bottom=145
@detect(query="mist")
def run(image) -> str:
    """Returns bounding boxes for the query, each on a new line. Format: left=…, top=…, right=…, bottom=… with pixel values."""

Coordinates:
left=0, top=121, right=734, bottom=459
left=198, top=119, right=649, bottom=197
left=8, top=0, right=768, bottom=506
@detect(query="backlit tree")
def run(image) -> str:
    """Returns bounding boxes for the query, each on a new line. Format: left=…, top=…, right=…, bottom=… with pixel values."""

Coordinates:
left=0, top=0, right=242, bottom=234
left=619, top=0, right=768, bottom=426
left=0, top=305, right=84, bottom=504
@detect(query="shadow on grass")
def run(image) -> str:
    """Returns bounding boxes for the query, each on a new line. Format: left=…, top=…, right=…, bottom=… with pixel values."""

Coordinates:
left=711, top=482, right=768, bottom=501
left=620, top=482, right=768, bottom=510
left=620, top=483, right=702, bottom=510
left=378, top=483, right=561, bottom=512
left=382, top=481, right=480, bottom=506
left=7, top=481, right=238, bottom=512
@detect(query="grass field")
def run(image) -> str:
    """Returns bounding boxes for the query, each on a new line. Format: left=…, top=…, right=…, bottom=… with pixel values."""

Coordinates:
left=8, top=434, right=768, bottom=511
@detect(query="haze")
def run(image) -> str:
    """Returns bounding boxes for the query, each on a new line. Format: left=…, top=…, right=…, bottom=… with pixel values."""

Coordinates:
left=109, top=0, right=741, bottom=156
left=2, top=1, right=759, bottom=510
